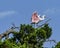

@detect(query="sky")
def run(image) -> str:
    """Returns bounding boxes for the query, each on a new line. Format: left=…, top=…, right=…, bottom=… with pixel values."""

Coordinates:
left=0, top=0, right=60, bottom=47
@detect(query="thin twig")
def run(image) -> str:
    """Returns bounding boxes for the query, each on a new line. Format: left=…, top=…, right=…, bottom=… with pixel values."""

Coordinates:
left=38, top=18, right=51, bottom=27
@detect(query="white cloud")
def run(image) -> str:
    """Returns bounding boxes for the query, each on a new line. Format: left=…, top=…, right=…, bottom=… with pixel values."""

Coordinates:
left=0, top=11, right=16, bottom=18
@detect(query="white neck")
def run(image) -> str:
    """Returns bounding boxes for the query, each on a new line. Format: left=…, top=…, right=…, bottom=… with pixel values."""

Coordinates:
left=39, top=15, right=45, bottom=20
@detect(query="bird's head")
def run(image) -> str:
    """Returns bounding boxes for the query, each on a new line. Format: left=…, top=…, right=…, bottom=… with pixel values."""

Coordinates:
left=42, top=15, right=46, bottom=18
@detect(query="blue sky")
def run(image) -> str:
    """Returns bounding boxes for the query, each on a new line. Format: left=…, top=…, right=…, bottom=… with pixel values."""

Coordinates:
left=0, top=0, right=60, bottom=47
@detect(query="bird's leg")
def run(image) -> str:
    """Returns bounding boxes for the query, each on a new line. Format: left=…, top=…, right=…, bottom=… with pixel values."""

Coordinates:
left=34, top=23, right=36, bottom=28
left=36, top=23, right=38, bottom=27
left=34, top=23, right=38, bottom=28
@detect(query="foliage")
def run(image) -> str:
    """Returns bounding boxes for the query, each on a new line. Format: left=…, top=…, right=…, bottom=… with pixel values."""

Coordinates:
left=0, top=23, right=54, bottom=48
left=55, top=42, right=60, bottom=48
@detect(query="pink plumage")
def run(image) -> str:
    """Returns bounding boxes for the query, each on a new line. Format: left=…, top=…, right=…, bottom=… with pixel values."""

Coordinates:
left=31, top=11, right=45, bottom=24
left=31, top=12, right=40, bottom=24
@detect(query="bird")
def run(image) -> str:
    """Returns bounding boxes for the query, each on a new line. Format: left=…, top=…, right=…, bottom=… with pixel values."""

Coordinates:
left=31, top=11, right=46, bottom=24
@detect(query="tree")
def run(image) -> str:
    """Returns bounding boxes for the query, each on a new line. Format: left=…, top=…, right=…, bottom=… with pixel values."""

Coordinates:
left=55, top=42, right=60, bottom=48
left=0, top=23, right=53, bottom=48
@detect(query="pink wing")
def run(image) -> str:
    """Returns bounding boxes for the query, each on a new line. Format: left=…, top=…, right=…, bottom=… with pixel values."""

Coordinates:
left=31, top=12, right=40, bottom=23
